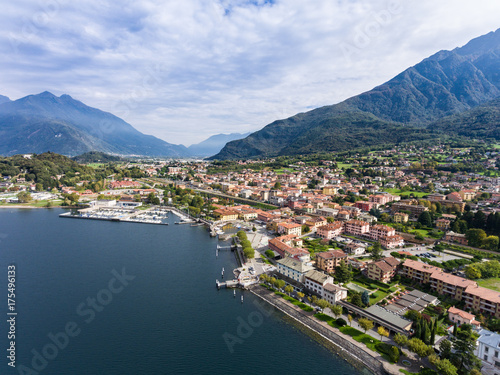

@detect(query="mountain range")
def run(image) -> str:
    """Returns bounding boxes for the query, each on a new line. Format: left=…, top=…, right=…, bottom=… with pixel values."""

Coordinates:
left=211, top=28, right=500, bottom=159
left=187, top=132, right=251, bottom=157
left=0, top=91, right=251, bottom=158
left=0, top=92, right=190, bottom=157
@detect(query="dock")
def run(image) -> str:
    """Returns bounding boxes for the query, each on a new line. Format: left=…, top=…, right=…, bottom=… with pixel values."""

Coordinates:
left=59, top=207, right=170, bottom=225
left=216, top=279, right=240, bottom=289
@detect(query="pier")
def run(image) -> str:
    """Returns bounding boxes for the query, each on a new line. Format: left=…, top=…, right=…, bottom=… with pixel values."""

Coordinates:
left=59, top=206, right=170, bottom=225
left=216, top=279, right=240, bottom=289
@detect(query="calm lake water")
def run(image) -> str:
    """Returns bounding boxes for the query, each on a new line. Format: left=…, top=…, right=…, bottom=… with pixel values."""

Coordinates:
left=0, top=208, right=366, bottom=375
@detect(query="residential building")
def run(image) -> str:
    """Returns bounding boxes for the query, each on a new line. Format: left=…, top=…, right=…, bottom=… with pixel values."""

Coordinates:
left=276, top=257, right=314, bottom=283
left=304, top=270, right=333, bottom=295
left=444, top=231, right=468, bottom=246
left=277, top=222, right=302, bottom=236
left=393, top=212, right=409, bottom=223
left=316, top=250, right=348, bottom=273
left=391, top=202, right=428, bottom=218
left=214, top=208, right=239, bottom=221
left=322, top=283, right=348, bottom=305
left=475, top=329, right=500, bottom=375
left=304, top=216, right=327, bottom=233
left=435, top=218, right=450, bottom=231
left=366, top=257, right=400, bottom=283
left=401, top=259, right=500, bottom=319
left=344, top=219, right=370, bottom=236
left=316, top=222, right=343, bottom=239
left=448, top=307, right=480, bottom=327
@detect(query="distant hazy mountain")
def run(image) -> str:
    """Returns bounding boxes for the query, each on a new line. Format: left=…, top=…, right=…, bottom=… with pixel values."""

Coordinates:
left=187, top=132, right=251, bottom=157
left=212, top=28, right=500, bottom=160
left=0, top=95, right=10, bottom=105
left=0, top=92, right=189, bottom=157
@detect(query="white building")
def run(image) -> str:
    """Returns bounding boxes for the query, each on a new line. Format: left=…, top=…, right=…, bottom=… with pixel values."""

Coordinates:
left=322, top=283, right=348, bottom=305
left=475, top=329, right=500, bottom=375
left=304, top=269, right=347, bottom=304
left=276, top=257, right=314, bottom=283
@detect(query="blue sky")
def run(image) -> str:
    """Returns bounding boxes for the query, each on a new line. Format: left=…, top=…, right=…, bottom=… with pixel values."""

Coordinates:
left=1, top=0, right=500, bottom=146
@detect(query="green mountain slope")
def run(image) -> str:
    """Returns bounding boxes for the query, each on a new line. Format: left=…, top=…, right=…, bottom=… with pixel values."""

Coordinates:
left=211, top=29, right=500, bottom=160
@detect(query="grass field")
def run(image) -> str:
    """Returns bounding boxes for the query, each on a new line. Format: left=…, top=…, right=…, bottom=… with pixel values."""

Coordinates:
left=337, top=163, right=353, bottom=169
left=477, top=278, right=500, bottom=292
left=382, top=188, right=428, bottom=198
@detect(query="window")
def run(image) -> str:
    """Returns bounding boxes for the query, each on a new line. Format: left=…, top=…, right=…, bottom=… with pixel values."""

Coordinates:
left=485, top=347, right=489, bottom=353
left=496, top=351, right=499, bottom=358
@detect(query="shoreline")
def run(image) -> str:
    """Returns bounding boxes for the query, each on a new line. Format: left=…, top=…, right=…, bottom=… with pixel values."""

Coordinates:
left=248, top=284, right=400, bottom=375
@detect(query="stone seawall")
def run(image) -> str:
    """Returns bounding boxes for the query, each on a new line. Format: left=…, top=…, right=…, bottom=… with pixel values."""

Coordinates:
left=249, top=285, right=400, bottom=375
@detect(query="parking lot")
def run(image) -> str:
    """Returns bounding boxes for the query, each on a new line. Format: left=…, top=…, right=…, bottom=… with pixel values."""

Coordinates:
left=382, top=245, right=466, bottom=263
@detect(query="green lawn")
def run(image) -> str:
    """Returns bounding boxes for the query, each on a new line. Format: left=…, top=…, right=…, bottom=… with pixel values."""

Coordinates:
left=337, top=163, right=353, bottom=169
left=382, top=188, right=428, bottom=198
left=477, top=278, right=500, bottom=292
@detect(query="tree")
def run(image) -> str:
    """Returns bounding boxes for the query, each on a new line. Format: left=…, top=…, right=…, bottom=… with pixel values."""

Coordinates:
left=371, top=242, right=383, bottom=261
left=407, top=338, right=432, bottom=360
left=331, top=305, right=343, bottom=319
left=377, top=326, right=389, bottom=341
left=335, top=260, right=352, bottom=284
left=466, top=228, right=487, bottom=248
left=316, top=299, right=329, bottom=310
left=284, top=285, right=293, bottom=296
left=435, top=358, right=458, bottom=375
left=358, top=318, right=374, bottom=333
left=464, top=264, right=482, bottom=280
left=361, top=291, right=370, bottom=306
left=483, top=235, right=499, bottom=251
left=347, top=314, right=353, bottom=327
left=389, top=345, right=400, bottom=363
left=394, top=333, right=408, bottom=348
left=273, top=181, right=282, bottom=190
left=351, top=292, right=363, bottom=307
left=17, top=191, right=32, bottom=203
left=276, top=280, right=286, bottom=290
left=418, top=211, right=432, bottom=227
left=451, top=325, right=481, bottom=373
left=297, top=292, right=305, bottom=301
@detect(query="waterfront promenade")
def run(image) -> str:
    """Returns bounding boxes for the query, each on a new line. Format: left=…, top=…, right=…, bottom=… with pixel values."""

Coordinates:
left=249, top=284, right=421, bottom=375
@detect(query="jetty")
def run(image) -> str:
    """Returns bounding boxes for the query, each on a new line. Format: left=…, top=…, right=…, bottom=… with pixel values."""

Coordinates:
left=59, top=206, right=170, bottom=225
left=216, top=279, right=239, bottom=289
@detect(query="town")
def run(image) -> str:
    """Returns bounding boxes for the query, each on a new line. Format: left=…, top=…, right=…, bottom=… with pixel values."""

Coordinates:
left=3, top=143, right=500, bottom=374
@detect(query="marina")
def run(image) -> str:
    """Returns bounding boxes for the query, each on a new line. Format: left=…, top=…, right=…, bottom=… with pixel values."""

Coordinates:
left=59, top=206, right=194, bottom=225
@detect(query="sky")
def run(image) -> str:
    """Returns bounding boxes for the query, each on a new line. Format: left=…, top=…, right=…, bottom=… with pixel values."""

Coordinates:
left=1, top=1, right=500, bottom=146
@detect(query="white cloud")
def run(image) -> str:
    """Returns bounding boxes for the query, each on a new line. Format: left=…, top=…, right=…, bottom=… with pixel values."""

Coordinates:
left=0, top=0, right=499, bottom=145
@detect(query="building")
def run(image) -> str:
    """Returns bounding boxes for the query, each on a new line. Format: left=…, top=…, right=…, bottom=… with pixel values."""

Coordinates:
left=370, top=224, right=395, bottom=241
left=344, top=219, right=370, bottom=236
left=304, top=216, right=327, bottom=233
left=316, top=250, right=348, bottom=273
left=214, top=208, right=239, bottom=221
left=475, top=329, right=500, bottom=375
left=366, top=257, right=400, bottom=283
left=435, top=218, right=450, bottom=231
left=276, top=257, right=314, bottom=283
left=448, top=306, right=480, bottom=327
left=401, top=259, right=500, bottom=319
left=316, top=222, right=343, bottom=239
left=444, top=231, right=468, bottom=246
left=268, top=236, right=310, bottom=262
left=344, top=242, right=366, bottom=255
left=391, top=202, right=428, bottom=218
left=322, top=283, right=348, bottom=305
left=354, top=201, right=374, bottom=212
left=304, top=270, right=333, bottom=295
left=277, top=222, right=302, bottom=236
left=393, top=212, right=409, bottom=223
left=459, top=190, right=476, bottom=201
